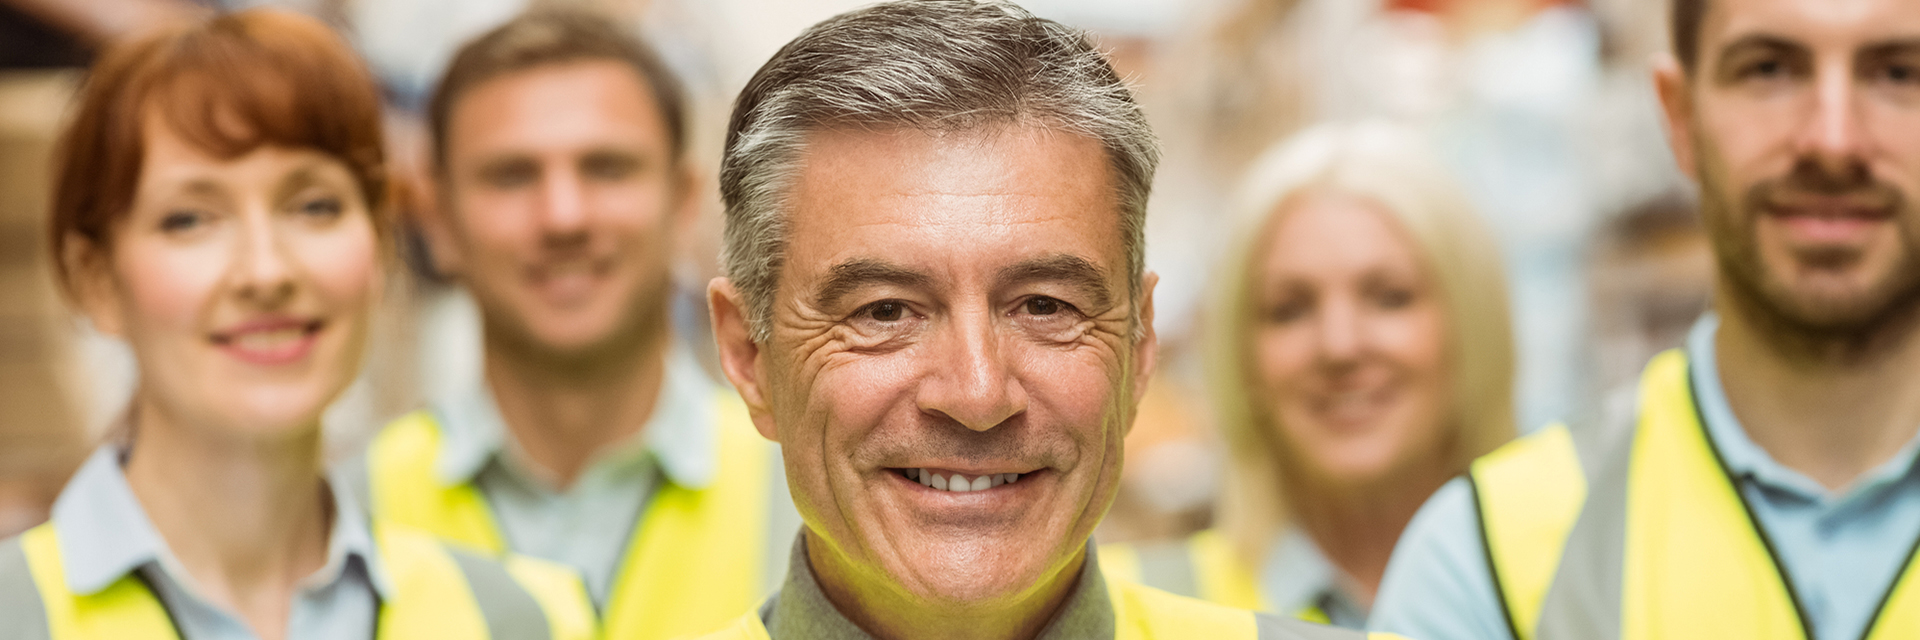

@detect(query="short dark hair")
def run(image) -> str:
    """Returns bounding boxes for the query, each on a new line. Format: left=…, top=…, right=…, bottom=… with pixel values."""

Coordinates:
left=50, top=9, right=386, bottom=298
left=427, top=9, right=687, bottom=170
left=1673, top=0, right=1706, bottom=72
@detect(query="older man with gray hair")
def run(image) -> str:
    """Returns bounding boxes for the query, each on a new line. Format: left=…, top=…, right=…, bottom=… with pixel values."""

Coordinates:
left=695, top=2, right=1403, bottom=639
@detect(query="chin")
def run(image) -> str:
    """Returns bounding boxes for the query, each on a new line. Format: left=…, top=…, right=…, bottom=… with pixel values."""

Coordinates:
left=895, top=538, right=1074, bottom=606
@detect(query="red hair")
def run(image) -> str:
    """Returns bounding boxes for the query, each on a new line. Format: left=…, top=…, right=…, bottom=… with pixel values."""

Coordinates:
left=49, top=9, right=387, bottom=295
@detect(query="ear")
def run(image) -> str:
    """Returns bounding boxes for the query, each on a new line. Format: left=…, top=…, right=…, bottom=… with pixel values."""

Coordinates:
left=415, top=173, right=466, bottom=278
left=61, top=233, right=125, bottom=338
left=710, top=277, right=779, bottom=442
left=1652, top=52, right=1700, bottom=183
left=1128, top=272, right=1160, bottom=422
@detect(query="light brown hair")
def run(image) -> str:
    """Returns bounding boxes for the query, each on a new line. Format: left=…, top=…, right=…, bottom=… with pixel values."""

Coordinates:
left=48, top=8, right=388, bottom=297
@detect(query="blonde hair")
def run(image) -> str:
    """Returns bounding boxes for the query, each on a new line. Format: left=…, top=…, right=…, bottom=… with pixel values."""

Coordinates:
left=1206, top=120, right=1516, bottom=563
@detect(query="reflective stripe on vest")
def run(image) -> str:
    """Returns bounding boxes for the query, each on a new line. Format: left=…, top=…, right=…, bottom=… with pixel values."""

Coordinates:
left=686, top=573, right=1394, bottom=640
left=0, top=521, right=591, bottom=640
left=1103, top=529, right=1333, bottom=619
left=367, top=390, right=776, bottom=640
left=1470, top=423, right=1587, bottom=640
left=1475, top=349, right=1920, bottom=640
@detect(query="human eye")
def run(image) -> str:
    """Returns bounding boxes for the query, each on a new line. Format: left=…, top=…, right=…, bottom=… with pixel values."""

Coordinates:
left=158, top=209, right=213, bottom=236
left=293, top=194, right=345, bottom=221
left=1010, top=295, right=1087, bottom=340
left=1720, top=45, right=1807, bottom=87
left=1262, top=292, right=1312, bottom=324
left=846, top=299, right=925, bottom=340
left=581, top=151, right=641, bottom=181
left=477, top=158, right=538, bottom=190
left=1864, top=50, right=1920, bottom=89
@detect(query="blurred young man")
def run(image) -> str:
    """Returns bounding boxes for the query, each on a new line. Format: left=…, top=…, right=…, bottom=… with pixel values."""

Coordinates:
left=1370, top=0, right=1920, bottom=638
left=346, top=10, right=796, bottom=640
left=697, top=2, right=1407, bottom=639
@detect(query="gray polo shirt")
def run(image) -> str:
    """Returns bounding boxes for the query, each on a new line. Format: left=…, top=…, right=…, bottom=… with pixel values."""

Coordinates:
left=44, top=445, right=390, bottom=640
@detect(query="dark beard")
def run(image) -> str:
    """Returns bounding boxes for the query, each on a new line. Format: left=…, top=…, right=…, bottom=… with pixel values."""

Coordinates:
left=1699, top=152, right=1920, bottom=361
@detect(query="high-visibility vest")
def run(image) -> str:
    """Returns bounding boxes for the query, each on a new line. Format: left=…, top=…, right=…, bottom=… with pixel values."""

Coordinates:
left=0, top=521, right=595, bottom=640
left=686, top=573, right=1398, bottom=640
left=365, top=391, right=780, bottom=640
left=1472, top=349, right=1920, bottom=640
left=1101, top=529, right=1333, bottom=624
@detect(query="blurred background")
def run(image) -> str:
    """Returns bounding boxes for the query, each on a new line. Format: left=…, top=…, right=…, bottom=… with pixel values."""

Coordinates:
left=0, top=0, right=1710, bottom=543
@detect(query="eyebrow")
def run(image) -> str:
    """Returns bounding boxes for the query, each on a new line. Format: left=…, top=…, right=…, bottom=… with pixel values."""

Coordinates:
left=272, top=164, right=331, bottom=202
left=1861, top=38, right=1920, bottom=58
left=813, top=258, right=935, bottom=310
left=997, top=253, right=1114, bottom=311
left=1714, top=33, right=1803, bottom=71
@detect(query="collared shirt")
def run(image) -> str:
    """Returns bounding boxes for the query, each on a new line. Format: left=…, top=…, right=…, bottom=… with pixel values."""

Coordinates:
left=431, top=345, right=719, bottom=604
left=1260, top=530, right=1367, bottom=629
left=760, top=534, right=1116, bottom=640
left=51, top=445, right=390, bottom=640
left=1369, top=314, right=1920, bottom=640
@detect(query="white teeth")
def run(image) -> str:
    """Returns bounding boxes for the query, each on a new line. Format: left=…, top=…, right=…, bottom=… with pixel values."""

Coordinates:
left=930, top=473, right=948, bottom=491
left=910, top=469, right=1026, bottom=492
left=970, top=476, right=991, bottom=491
left=948, top=475, right=971, bottom=492
left=989, top=474, right=1005, bottom=488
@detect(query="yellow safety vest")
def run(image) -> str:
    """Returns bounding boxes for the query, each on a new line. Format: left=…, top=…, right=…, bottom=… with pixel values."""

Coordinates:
left=1100, top=530, right=1334, bottom=623
left=1472, top=349, right=1920, bottom=640
left=366, top=391, right=776, bottom=640
left=0, top=521, right=595, bottom=640
left=685, top=572, right=1397, bottom=640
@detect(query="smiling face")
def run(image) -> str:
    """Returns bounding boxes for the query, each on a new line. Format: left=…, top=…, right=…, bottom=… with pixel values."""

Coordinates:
left=1249, top=192, right=1452, bottom=492
left=75, top=114, right=380, bottom=439
left=433, top=60, right=690, bottom=358
left=716, top=125, right=1154, bottom=609
left=1660, top=0, right=1920, bottom=336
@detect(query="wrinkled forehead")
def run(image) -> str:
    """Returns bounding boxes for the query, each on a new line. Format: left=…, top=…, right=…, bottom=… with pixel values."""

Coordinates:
left=780, top=125, right=1130, bottom=296
left=1701, top=0, right=1920, bottom=59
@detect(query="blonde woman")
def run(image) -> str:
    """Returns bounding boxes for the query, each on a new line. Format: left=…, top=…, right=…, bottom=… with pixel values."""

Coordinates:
left=1105, top=121, right=1515, bottom=629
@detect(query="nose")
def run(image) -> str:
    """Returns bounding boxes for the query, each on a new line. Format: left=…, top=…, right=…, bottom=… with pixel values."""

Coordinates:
left=916, top=312, right=1029, bottom=432
left=1314, top=294, right=1363, bottom=367
left=537, top=165, right=590, bottom=239
left=1795, top=60, right=1871, bottom=177
left=232, top=208, right=295, bottom=307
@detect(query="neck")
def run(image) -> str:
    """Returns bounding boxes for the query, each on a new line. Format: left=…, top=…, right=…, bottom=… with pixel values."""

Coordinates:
left=806, top=529, right=1084, bottom=640
left=484, top=324, right=672, bottom=488
left=1714, top=296, right=1920, bottom=491
left=1285, top=456, right=1452, bottom=604
left=123, top=398, right=330, bottom=640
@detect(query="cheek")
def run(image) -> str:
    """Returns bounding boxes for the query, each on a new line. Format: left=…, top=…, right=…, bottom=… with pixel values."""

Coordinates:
left=116, top=241, right=227, bottom=338
left=1251, top=325, right=1315, bottom=394
left=298, top=220, right=381, bottom=313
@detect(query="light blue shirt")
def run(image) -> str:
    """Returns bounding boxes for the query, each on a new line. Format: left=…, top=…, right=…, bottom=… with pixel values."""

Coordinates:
left=50, top=445, right=390, bottom=640
left=1370, top=314, right=1920, bottom=640
left=430, top=345, right=730, bottom=604
left=1259, top=530, right=1367, bottom=629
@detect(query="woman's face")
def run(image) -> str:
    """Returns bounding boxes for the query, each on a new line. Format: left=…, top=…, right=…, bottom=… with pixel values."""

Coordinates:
left=79, top=116, right=380, bottom=441
left=1250, top=191, right=1451, bottom=492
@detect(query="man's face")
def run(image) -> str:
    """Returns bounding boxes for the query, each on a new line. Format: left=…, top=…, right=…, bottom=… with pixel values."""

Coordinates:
left=1660, top=0, right=1920, bottom=335
left=434, top=60, right=689, bottom=357
left=721, top=126, right=1155, bottom=607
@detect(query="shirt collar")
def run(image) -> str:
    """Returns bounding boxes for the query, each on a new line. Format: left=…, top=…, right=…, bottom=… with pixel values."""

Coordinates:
left=52, top=445, right=392, bottom=598
left=764, top=533, right=1116, bottom=639
left=433, top=344, right=719, bottom=489
left=1685, top=313, right=1920, bottom=501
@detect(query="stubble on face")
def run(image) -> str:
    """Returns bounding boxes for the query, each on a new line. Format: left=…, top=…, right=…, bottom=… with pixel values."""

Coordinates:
left=1696, top=131, right=1920, bottom=351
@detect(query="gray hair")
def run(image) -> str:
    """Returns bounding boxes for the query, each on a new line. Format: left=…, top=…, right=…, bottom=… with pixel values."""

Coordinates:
left=720, top=0, right=1160, bottom=342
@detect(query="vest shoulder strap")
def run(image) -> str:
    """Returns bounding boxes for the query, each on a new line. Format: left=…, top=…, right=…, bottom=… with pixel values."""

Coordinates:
left=0, top=532, right=51, bottom=640
left=1470, top=423, right=1587, bottom=640
left=1109, top=578, right=1259, bottom=640
left=375, top=523, right=597, bottom=640
left=603, top=391, right=776, bottom=640
left=682, top=613, right=772, bottom=640
left=367, top=411, right=504, bottom=553
left=4, top=524, right=177, bottom=640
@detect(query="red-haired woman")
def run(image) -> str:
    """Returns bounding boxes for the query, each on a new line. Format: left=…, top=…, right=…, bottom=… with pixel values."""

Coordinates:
left=0, top=10, right=591, bottom=640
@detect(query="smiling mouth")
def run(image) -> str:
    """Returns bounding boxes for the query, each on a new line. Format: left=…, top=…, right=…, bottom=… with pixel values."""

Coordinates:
left=892, top=468, right=1028, bottom=493
left=211, top=320, right=324, bottom=365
